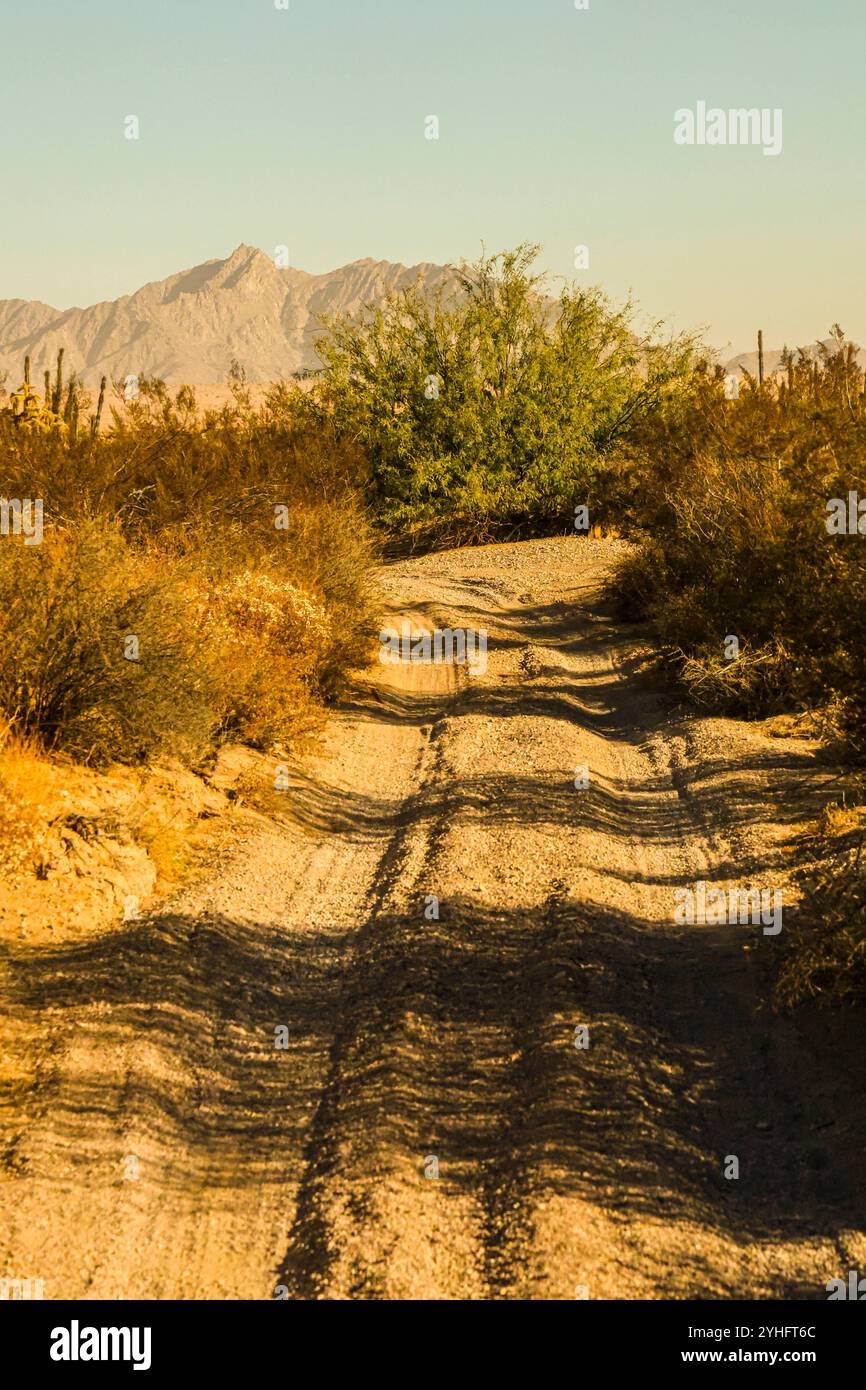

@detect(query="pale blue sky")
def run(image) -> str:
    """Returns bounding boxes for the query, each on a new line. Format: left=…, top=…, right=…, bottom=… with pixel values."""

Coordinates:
left=2, top=0, right=863, bottom=353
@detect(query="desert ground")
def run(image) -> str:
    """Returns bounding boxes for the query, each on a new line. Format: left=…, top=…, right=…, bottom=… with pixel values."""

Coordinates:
left=1, top=537, right=864, bottom=1299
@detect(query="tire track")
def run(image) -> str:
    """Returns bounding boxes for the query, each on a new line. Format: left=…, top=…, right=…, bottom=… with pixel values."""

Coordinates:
left=3, top=537, right=864, bottom=1301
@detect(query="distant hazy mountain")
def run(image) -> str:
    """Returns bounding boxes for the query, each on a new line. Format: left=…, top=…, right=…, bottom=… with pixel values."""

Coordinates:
left=2, top=248, right=860, bottom=388
left=724, top=338, right=866, bottom=377
left=0, top=245, right=454, bottom=387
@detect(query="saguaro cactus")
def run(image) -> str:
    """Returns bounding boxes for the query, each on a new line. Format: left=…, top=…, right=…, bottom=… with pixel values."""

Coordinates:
left=51, top=348, right=64, bottom=414
left=758, top=330, right=764, bottom=390
left=6, top=350, right=67, bottom=433
left=91, top=375, right=107, bottom=437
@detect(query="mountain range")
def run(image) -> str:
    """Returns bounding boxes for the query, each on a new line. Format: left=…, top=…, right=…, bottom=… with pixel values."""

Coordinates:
left=0, top=244, right=858, bottom=387
left=724, top=340, right=865, bottom=378
left=0, top=245, right=453, bottom=387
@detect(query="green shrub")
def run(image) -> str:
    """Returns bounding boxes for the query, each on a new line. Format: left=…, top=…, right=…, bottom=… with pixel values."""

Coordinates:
left=311, top=245, right=696, bottom=546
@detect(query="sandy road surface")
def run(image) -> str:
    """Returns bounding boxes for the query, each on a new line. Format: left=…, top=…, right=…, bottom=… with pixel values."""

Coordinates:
left=2, top=537, right=865, bottom=1300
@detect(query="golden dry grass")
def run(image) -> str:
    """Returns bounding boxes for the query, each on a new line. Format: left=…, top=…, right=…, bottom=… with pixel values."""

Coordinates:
left=0, top=731, right=57, bottom=876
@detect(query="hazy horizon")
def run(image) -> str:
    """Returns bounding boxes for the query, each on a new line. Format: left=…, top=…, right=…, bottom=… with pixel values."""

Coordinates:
left=3, top=0, right=864, bottom=354
left=0, top=239, right=850, bottom=364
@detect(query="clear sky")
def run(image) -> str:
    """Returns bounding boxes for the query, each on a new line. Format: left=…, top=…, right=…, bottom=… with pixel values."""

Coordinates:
left=2, top=0, right=863, bottom=354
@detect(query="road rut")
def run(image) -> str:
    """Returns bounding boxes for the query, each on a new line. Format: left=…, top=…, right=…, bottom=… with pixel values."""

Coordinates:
left=2, top=537, right=864, bottom=1299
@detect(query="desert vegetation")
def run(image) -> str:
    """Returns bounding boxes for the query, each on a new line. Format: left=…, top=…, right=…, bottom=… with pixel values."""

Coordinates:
left=2, top=247, right=864, bottom=1006
left=0, top=365, right=375, bottom=764
left=0, top=362, right=376, bottom=900
left=296, top=258, right=866, bottom=1010
left=306, top=244, right=697, bottom=548
left=605, top=332, right=866, bottom=1009
left=611, top=329, right=866, bottom=737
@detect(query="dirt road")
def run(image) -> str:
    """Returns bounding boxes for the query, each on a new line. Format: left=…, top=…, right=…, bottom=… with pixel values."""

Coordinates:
left=2, top=537, right=864, bottom=1299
